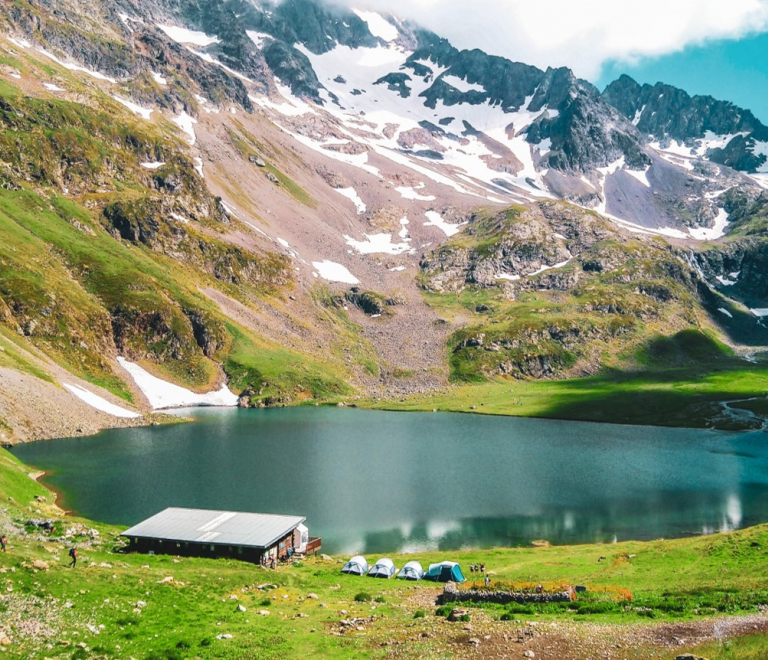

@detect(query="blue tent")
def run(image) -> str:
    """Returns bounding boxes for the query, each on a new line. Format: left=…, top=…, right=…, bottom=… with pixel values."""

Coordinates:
left=423, top=561, right=465, bottom=582
left=397, top=560, right=424, bottom=581
left=341, top=555, right=369, bottom=576
left=368, top=558, right=397, bottom=578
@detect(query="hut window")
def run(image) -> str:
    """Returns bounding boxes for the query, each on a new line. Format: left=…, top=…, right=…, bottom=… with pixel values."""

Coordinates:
left=237, top=547, right=243, bottom=555
left=279, top=541, right=285, bottom=550
left=176, top=543, right=181, bottom=549
left=210, top=545, right=215, bottom=552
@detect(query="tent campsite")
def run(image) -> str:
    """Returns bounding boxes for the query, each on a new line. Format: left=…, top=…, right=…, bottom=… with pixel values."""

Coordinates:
left=397, top=560, right=425, bottom=581
left=423, top=561, right=465, bottom=582
left=341, top=555, right=369, bottom=576
left=368, top=557, right=397, bottom=578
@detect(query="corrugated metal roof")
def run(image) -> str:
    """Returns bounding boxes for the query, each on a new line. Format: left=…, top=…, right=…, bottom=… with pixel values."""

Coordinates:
left=121, top=507, right=306, bottom=549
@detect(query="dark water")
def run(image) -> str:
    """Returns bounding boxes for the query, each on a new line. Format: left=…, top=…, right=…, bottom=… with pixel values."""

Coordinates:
left=11, top=408, right=768, bottom=554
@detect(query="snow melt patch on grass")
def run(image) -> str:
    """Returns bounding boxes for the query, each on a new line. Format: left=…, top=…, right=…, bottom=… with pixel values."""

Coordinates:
left=718, top=308, right=733, bottom=318
left=117, top=357, right=238, bottom=409
left=152, top=72, right=167, bottom=86
left=157, top=24, right=220, bottom=46
left=312, top=260, right=360, bottom=284
left=193, top=157, right=204, bottom=178
left=751, top=309, right=768, bottom=318
left=344, top=232, right=413, bottom=255
left=172, top=111, right=197, bottom=145
left=113, top=96, right=153, bottom=119
left=352, top=10, right=399, bottom=42
left=334, top=187, right=367, bottom=214
left=424, top=211, right=465, bottom=237
left=141, top=161, right=165, bottom=169
left=396, top=185, right=435, bottom=201
left=43, top=82, right=65, bottom=92
left=63, top=383, right=141, bottom=418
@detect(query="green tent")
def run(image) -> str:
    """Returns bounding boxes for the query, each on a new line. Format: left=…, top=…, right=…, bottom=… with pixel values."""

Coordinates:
left=423, top=561, right=465, bottom=582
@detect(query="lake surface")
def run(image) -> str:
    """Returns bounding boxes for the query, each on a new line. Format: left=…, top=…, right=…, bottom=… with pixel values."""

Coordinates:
left=12, top=408, right=768, bottom=554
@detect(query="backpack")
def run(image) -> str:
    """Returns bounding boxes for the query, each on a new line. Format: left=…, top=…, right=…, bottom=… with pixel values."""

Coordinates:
left=69, top=548, right=76, bottom=557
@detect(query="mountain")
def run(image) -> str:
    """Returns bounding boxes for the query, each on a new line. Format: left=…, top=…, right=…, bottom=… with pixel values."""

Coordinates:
left=603, top=74, right=768, bottom=174
left=1, top=0, right=768, bottom=441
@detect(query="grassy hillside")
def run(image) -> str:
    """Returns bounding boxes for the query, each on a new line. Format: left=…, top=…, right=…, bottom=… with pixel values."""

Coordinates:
left=3, top=446, right=768, bottom=659
left=0, top=43, right=350, bottom=418
left=406, top=203, right=768, bottom=428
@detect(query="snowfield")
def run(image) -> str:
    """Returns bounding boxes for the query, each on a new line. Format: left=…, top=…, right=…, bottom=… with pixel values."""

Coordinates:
left=157, top=24, right=220, bottom=46
left=312, top=260, right=360, bottom=284
left=63, top=383, right=141, bottom=418
left=117, top=357, right=239, bottom=409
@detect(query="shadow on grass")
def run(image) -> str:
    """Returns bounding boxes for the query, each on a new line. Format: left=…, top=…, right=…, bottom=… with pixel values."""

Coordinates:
left=533, top=331, right=768, bottom=428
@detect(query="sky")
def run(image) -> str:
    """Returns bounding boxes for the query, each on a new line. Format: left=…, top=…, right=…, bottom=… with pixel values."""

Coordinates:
left=338, top=0, right=768, bottom=122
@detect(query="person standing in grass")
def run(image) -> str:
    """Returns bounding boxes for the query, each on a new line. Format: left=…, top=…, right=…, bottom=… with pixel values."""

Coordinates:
left=68, top=546, right=77, bottom=568
left=0, top=534, right=6, bottom=552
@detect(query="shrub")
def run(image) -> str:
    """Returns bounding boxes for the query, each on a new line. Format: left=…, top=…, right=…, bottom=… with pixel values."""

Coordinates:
left=435, top=605, right=453, bottom=617
left=413, top=610, right=426, bottom=619
left=374, top=595, right=386, bottom=603
left=354, top=592, right=371, bottom=603
left=259, top=598, right=272, bottom=607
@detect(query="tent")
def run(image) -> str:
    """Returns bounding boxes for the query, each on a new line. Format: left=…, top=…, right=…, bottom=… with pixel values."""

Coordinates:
left=368, top=557, right=397, bottom=578
left=397, top=560, right=424, bottom=581
left=341, top=555, right=369, bottom=576
left=423, top=561, right=466, bottom=583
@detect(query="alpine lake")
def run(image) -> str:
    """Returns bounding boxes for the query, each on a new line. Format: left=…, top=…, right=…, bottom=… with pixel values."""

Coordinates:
left=11, top=408, right=768, bottom=554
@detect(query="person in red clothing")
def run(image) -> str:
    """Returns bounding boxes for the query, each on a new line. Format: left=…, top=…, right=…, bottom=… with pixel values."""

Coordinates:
left=68, top=546, right=77, bottom=567
left=0, top=534, right=7, bottom=552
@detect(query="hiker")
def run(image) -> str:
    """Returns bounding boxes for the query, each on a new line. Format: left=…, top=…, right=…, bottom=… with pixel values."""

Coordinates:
left=0, top=534, right=6, bottom=552
left=270, top=555, right=276, bottom=570
left=480, top=563, right=485, bottom=573
left=535, top=584, right=543, bottom=594
left=484, top=574, right=490, bottom=587
left=469, top=564, right=475, bottom=573
left=68, top=546, right=77, bottom=568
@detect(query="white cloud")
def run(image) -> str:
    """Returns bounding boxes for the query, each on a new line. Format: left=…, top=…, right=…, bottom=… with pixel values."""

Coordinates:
left=335, top=0, right=768, bottom=79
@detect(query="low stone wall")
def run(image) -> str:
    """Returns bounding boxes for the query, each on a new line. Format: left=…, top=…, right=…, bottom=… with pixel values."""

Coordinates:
left=441, top=583, right=575, bottom=605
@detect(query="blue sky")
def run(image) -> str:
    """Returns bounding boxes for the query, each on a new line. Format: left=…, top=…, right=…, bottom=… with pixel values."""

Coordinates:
left=596, top=32, right=768, bottom=124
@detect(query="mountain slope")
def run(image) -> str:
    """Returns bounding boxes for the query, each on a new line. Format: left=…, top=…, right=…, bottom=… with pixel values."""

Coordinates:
left=1, top=0, right=768, bottom=439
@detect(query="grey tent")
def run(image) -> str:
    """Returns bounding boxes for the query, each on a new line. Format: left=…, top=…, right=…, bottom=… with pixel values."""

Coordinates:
left=397, top=560, right=424, bottom=581
left=341, top=555, right=369, bottom=576
left=368, top=557, right=397, bottom=578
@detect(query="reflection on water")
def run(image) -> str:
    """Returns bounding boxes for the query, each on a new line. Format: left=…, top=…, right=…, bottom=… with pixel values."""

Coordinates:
left=12, top=408, right=768, bottom=554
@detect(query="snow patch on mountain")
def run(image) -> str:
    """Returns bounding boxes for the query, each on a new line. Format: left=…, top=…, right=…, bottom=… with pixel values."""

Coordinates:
left=344, top=232, right=413, bottom=255
left=63, top=383, right=141, bottom=418
left=396, top=185, right=436, bottom=201
left=688, top=208, right=729, bottom=241
left=352, top=9, right=399, bottom=42
left=157, top=24, right=220, bottom=46
left=113, top=96, right=153, bottom=119
left=312, top=260, right=360, bottom=284
left=37, top=47, right=117, bottom=83
left=424, top=210, right=465, bottom=237
left=172, top=111, right=197, bottom=145
left=334, top=186, right=367, bottom=214
left=117, top=357, right=238, bottom=409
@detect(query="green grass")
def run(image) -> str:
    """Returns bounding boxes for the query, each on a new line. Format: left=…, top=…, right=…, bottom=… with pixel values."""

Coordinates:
left=368, top=361, right=768, bottom=429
